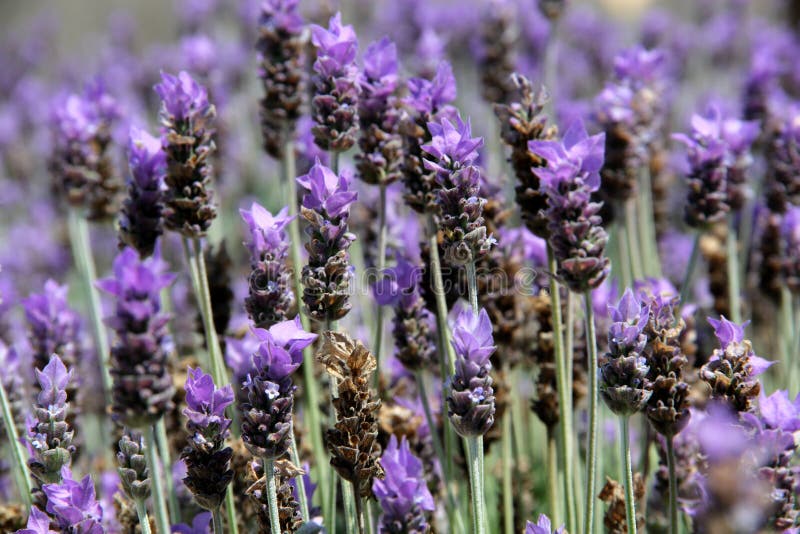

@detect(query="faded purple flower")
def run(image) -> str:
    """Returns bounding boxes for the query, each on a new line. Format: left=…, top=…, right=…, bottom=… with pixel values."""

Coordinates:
left=173, top=512, right=212, bottom=534
left=758, top=390, right=800, bottom=432
left=526, top=513, right=565, bottom=534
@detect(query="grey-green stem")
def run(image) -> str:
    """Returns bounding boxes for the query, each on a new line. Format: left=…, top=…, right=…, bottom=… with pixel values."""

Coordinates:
left=213, top=508, right=223, bottom=534
left=264, top=458, right=281, bottom=534
left=372, top=182, right=388, bottom=387
left=0, top=380, right=31, bottom=508
left=619, top=416, right=637, bottom=534
left=679, top=233, right=701, bottom=311
left=726, top=216, right=742, bottom=324
left=156, top=419, right=181, bottom=525
left=143, top=425, right=171, bottom=534
left=135, top=498, right=152, bottom=534
left=667, top=436, right=679, bottom=534
left=583, top=290, right=599, bottom=534
left=465, top=435, right=487, bottom=534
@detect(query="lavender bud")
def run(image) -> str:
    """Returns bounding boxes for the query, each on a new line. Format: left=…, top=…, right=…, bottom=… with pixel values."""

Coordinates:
left=117, top=430, right=151, bottom=502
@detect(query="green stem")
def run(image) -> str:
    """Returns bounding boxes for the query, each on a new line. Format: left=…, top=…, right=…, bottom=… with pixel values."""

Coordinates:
left=679, top=233, right=701, bottom=309
left=353, top=483, right=365, bottom=534
left=639, top=165, right=662, bottom=277
left=624, top=200, right=644, bottom=281
left=502, top=407, right=514, bottom=534
left=283, top=138, right=330, bottom=521
left=372, top=183, right=388, bottom=388
left=332, top=151, right=340, bottom=175
left=264, top=458, right=281, bottom=534
left=466, top=261, right=479, bottom=315
left=615, top=220, right=632, bottom=290
left=619, top=417, right=637, bottom=534
left=143, top=425, right=171, bottom=534
left=547, top=246, right=576, bottom=533
left=726, top=216, right=742, bottom=324
left=192, top=237, right=229, bottom=387
left=213, top=508, right=223, bottom=534
left=156, top=419, right=181, bottom=525
left=466, top=436, right=486, bottom=534
left=0, top=380, right=31, bottom=508
left=583, top=291, right=599, bottom=534
left=546, top=427, right=560, bottom=526
left=667, top=436, right=679, bottom=534
left=780, top=287, right=794, bottom=389
left=135, top=498, right=152, bottom=534
left=289, top=426, right=310, bottom=522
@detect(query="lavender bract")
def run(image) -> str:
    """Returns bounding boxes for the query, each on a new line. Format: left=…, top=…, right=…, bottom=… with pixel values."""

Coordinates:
left=526, top=513, right=565, bottom=534
left=42, top=474, right=104, bottom=534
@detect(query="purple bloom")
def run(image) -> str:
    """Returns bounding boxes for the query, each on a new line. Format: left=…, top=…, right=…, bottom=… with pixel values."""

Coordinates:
left=422, top=115, right=483, bottom=178
left=310, top=13, right=358, bottom=78
left=373, top=436, right=435, bottom=532
left=404, top=61, right=457, bottom=117
left=173, top=512, right=212, bottom=534
left=17, top=506, right=57, bottom=534
left=707, top=316, right=773, bottom=376
left=42, top=474, right=104, bottom=534
left=297, top=160, right=358, bottom=220
left=154, top=71, right=211, bottom=124
left=119, top=126, right=166, bottom=257
left=361, top=37, right=399, bottom=105
left=525, top=513, right=565, bottom=534
left=240, top=203, right=293, bottom=260
left=225, top=331, right=259, bottom=384
left=184, top=367, right=234, bottom=432
left=758, top=390, right=800, bottom=432
left=529, top=120, right=606, bottom=192
left=251, top=317, right=317, bottom=380
left=609, top=289, right=649, bottom=351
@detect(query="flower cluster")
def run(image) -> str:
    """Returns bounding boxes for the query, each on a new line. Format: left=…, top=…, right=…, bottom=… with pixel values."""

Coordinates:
left=23, top=474, right=104, bottom=534
left=97, top=247, right=175, bottom=428
left=310, top=13, right=361, bottom=152
left=240, top=202, right=295, bottom=328
left=155, top=71, right=217, bottom=237
left=239, top=318, right=316, bottom=460
left=181, top=367, right=234, bottom=511
left=256, top=0, right=306, bottom=158
left=298, top=160, right=357, bottom=322
left=116, top=431, right=150, bottom=502
left=49, top=79, right=122, bottom=221
left=447, top=306, right=496, bottom=437
left=529, top=120, right=610, bottom=292
left=118, top=126, right=165, bottom=258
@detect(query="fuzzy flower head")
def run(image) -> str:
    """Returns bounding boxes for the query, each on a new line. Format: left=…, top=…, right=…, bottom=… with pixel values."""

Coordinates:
left=451, top=304, right=496, bottom=366
left=311, top=13, right=358, bottom=78
left=373, top=435, right=435, bottom=531
left=361, top=37, right=399, bottom=101
left=240, top=203, right=293, bottom=260
left=36, top=354, right=72, bottom=410
left=422, top=115, right=483, bottom=180
left=97, top=247, right=175, bottom=308
left=251, top=317, right=317, bottom=380
left=128, top=126, right=166, bottom=188
left=404, top=61, right=457, bottom=116
left=154, top=71, right=211, bottom=124
left=184, top=367, right=234, bottom=432
left=526, top=513, right=566, bottom=534
left=613, top=46, right=666, bottom=88
left=297, top=159, right=358, bottom=220
left=42, top=475, right=104, bottom=534
left=260, top=0, right=303, bottom=33
left=529, top=119, right=606, bottom=193
left=608, top=289, right=649, bottom=353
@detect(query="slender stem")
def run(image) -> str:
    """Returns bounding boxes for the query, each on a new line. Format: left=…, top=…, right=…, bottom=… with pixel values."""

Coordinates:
left=331, top=151, right=340, bottom=175
left=546, top=427, right=560, bottom=526
left=619, top=417, right=637, bottom=534
left=667, top=436, right=679, bottom=534
left=639, top=164, right=662, bottom=277
left=465, top=436, right=486, bottom=534
left=213, top=508, right=223, bottom=534
left=624, top=200, right=644, bottom=281
left=264, top=458, right=281, bottom=534
left=616, top=221, right=632, bottom=290
left=565, top=291, right=574, bottom=424
left=156, top=419, right=181, bottom=525
left=583, top=291, right=599, bottom=534
left=143, top=425, right=171, bottom=534
left=502, top=407, right=513, bottom=534
left=180, top=238, right=211, bottom=372
left=544, top=18, right=559, bottom=117
left=289, top=426, right=310, bottom=522
left=135, top=498, right=152, bottom=534
left=780, top=287, right=794, bottom=389
left=466, top=261, right=479, bottom=315
left=547, top=246, right=576, bottom=533
left=679, top=233, right=701, bottom=308
left=0, top=380, right=31, bottom=507
left=726, top=216, right=742, bottom=324
left=372, top=183, right=388, bottom=388
left=225, top=489, right=238, bottom=534
left=193, top=237, right=229, bottom=387
left=353, top=483, right=365, bottom=534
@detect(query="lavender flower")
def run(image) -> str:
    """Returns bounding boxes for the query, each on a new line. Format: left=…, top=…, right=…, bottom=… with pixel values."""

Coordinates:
left=297, top=160, right=357, bottom=322
left=16, top=506, right=56, bottom=534
left=42, top=474, right=104, bottom=533
left=118, top=126, right=166, bottom=258
left=525, top=513, right=565, bottom=534
left=256, top=0, right=306, bottom=159
left=28, top=355, right=74, bottom=487
left=674, top=106, right=759, bottom=227
left=766, top=108, right=800, bottom=213
left=373, top=435, right=435, bottom=533
left=598, top=289, right=652, bottom=416
left=116, top=431, right=150, bottom=502
left=49, top=80, right=122, bottom=221
left=97, top=247, right=175, bottom=428
left=173, top=512, right=212, bottom=534
left=155, top=71, right=217, bottom=237
left=356, top=37, right=403, bottom=185
left=478, top=0, right=517, bottom=104
left=781, top=206, right=800, bottom=294
left=529, top=120, right=610, bottom=292
left=240, top=202, right=295, bottom=327
left=310, top=12, right=361, bottom=152
left=239, top=317, right=316, bottom=459
left=181, top=367, right=234, bottom=511
left=422, top=115, right=493, bottom=265
left=447, top=306, right=496, bottom=437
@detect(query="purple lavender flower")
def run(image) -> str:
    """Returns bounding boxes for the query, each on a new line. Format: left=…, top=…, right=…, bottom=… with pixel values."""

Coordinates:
left=256, top=0, right=306, bottom=159
left=182, top=367, right=234, bottom=511
left=781, top=206, right=800, bottom=294
left=310, top=12, right=361, bottom=152
left=155, top=71, right=217, bottom=237
left=49, top=79, right=122, bottom=221
left=403, top=62, right=457, bottom=118
left=447, top=305, right=496, bottom=437
left=173, top=511, right=212, bottom=534
left=42, top=474, right=104, bottom=534
left=599, top=289, right=652, bottom=416
left=118, top=126, right=166, bottom=257
left=97, top=247, right=175, bottom=428
left=373, top=435, right=435, bottom=533
left=757, top=390, right=800, bottom=433
left=28, top=355, right=74, bottom=488
left=526, top=513, right=565, bottom=534
left=297, top=160, right=357, bottom=321
left=356, top=37, right=403, bottom=185
left=529, top=120, right=610, bottom=292
left=422, top=115, right=493, bottom=265
left=239, top=317, right=316, bottom=459
left=240, top=202, right=295, bottom=328
left=16, top=506, right=57, bottom=534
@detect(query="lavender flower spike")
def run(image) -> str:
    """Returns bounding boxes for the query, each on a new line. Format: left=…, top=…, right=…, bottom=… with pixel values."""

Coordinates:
left=529, top=119, right=610, bottom=292
left=373, top=435, right=435, bottom=533
left=297, top=159, right=358, bottom=321
left=181, top=367, right=234, bottom=511
left=42, top=474, right=104, bottom=533
left=240, top=202, right=296, bottom=328
left=447, top=305, right=496, bottom=437
left=97, top=247, right=175, bottom=428
left=119, top=126, right=166, bottom=258
left=310, top=12, right=361, bottom=152
left=155, top=71, right=217, bottom=238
